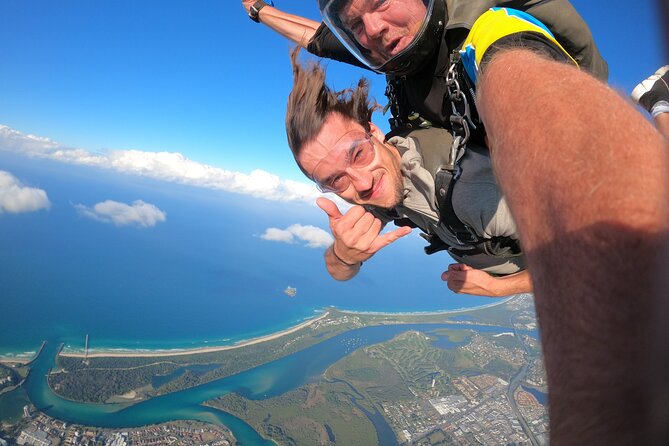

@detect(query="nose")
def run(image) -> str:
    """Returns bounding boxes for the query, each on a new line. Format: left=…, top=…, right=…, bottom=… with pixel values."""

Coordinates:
left=362, top=13, right=387, bottom=41
left=346, top=167, right=373, bottom=192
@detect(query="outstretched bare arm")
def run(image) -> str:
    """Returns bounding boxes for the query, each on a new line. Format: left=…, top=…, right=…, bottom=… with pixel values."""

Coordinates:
left=241, top=0, right=320, bottom=47
left=478, top=48, right=669, bottom=445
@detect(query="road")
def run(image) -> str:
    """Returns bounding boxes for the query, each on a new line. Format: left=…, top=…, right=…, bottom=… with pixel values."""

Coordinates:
left=506, top=314, right=540, bottom=446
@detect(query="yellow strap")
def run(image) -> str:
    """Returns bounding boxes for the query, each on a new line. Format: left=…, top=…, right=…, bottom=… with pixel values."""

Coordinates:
left=460, top=8, right=577, bottom=82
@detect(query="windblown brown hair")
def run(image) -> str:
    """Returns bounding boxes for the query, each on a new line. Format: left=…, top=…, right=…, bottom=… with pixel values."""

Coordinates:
left=285, top=47, right=378, bottom=176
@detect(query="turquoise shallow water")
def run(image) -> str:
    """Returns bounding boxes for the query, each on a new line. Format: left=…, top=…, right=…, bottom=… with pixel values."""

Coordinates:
left=15, top=323, right=514, bottom=445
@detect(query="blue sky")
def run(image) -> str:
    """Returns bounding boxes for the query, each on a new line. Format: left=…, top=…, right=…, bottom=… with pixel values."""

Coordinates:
left=0, top=0, right=665, bottom=187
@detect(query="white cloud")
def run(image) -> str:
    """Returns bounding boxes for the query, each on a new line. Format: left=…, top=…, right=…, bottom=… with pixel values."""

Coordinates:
left=261, top=224, right=333, bottom=249
left=261, top=227, right=297, bottom=244
left=0, top=124, right=340, bottom=205
left=75, top=200, right=166, bottom=228
left=0, top=170, right=51, bottom=214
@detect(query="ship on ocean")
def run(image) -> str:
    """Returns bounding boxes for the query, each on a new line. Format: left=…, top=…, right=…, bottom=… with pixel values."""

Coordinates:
left=283, top=286, right=297, bottom=297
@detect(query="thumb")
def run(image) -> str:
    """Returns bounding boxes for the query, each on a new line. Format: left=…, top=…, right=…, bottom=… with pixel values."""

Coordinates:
left=316, top=197, right=343, bottom=220
left=449, top=263, right=471, bottom=271
left=441, top=270, right=450, bottom=281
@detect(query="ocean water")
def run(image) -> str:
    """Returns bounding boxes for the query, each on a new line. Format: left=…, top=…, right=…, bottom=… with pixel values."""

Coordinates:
left=0, top=153, right=494, bottom=356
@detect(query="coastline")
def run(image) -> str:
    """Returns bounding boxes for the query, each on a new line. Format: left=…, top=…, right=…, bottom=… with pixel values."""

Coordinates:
left=59, top=310, right=331, bottom=359
left=0, top=342, right=44, bottom=365
left=0, top=357, right=32, bottom=365
left=15, top=294, right=526, bottom=361
left=338, top=294, right=520, bottom=317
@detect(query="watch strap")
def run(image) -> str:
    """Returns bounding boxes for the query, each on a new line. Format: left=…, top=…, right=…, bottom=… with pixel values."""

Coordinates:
left=249, top=0, right=268, bottom=23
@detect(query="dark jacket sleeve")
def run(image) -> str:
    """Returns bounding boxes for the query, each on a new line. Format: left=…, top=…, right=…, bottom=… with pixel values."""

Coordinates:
left=505, top=0, right=609, bottom=81
left=306, top=23, right=373, bottom=71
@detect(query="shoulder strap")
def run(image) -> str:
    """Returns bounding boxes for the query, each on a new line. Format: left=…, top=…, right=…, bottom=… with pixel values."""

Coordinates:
left=436, top=168, right=481, bottom=245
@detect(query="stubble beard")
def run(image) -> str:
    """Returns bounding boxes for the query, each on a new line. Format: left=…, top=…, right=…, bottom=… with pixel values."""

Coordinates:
left=378, top=170, right=406, bottom=211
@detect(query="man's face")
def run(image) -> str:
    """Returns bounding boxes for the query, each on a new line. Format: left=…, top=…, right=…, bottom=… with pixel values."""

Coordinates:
left=340, top=0, right=427, bottom=63
left=298, top=113, right=404, bottom=210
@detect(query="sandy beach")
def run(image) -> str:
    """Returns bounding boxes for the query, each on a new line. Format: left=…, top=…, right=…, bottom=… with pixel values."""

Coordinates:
left=0, top=357, right=32, bottom=365
left=59, top=311, right=330, bottom=359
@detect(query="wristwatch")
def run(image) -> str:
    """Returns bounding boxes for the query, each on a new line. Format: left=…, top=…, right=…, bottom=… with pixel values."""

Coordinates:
left=248, top=0, right=269, bottom=23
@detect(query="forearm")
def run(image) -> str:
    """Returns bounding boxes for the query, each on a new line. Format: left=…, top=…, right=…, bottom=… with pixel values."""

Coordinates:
left=489, top=270, right=532, bottom=297
left=324, top=245, right=361, bottom=281
left=249, top=4, right=320, bottom=46
left=443, top=264, right=531, bottom=297
left=478, top=48, right=669, bottom=444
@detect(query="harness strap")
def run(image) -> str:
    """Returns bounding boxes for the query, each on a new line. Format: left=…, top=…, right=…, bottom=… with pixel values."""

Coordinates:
left=435, top=168, right=480, bottom=245
left=433, top=166, right=522, bottom=258
left=421, top=232, right=522, bottom=258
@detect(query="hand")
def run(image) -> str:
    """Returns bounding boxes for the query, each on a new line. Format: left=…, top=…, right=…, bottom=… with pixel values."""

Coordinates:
left=317, top=197, right=412, bottom=265
left=441, top=263, right=501, bottom=297
left=241, top=0, right=255, bottom=13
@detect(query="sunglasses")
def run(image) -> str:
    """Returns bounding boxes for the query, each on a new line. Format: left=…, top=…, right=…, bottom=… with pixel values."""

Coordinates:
left=309, top=132, right=378, bottom=193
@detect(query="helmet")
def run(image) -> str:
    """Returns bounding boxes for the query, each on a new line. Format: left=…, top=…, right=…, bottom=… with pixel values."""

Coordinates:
left=319, top=0, right=445, bottom=76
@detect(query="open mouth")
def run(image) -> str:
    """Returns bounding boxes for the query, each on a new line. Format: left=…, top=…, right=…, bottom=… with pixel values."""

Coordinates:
left=385, top=38, right=401, bottom=56
left=386, top=37, right=408, bottom=57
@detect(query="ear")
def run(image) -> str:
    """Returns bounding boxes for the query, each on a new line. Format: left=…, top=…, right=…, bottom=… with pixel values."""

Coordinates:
left=368, top=122, right=385, bottom=141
